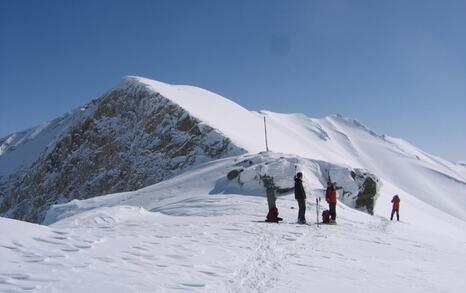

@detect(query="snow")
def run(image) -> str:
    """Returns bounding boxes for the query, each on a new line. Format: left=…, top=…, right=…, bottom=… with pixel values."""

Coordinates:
left=119, top=76, right=266, bottom=153
left=2, top=154, right=466, bottom=292
left=1, top=76, right=466, bottom=292
left=117, top=76, right=466, bottom=222
left=0, top=106, right=94, bottom=179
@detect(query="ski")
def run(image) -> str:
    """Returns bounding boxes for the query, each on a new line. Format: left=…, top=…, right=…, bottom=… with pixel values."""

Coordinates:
left=264, top=217, right=283, bottom=223
left=316, top=198, right=319, bottom=227
left=316, top=197, right=321, bottom=228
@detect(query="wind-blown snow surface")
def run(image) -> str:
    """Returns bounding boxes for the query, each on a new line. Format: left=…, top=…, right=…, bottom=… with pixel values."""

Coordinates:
left=1, top=153, right=466, bottom=292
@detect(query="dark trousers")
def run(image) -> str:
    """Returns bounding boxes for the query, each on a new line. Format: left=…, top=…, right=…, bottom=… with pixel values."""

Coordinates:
left=297, top=198, right=306, bottom=222
left=329, top=203, right=336, bottom=220
left=390, top=208, right=399, bottom=221
left=266, top=189, right=276, bottom=210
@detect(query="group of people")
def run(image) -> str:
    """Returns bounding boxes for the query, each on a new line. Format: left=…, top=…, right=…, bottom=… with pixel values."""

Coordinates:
left=288, top=172, right=400, bottom=224
left=294, top=172, right=337, bottom=224
left=265, top=172, right=401, bottom=224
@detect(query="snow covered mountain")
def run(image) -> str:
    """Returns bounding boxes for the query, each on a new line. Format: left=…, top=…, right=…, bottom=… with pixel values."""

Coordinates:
left=0, top=77, right=244, bottom=222
left=1, top=76, right=465, bottom=223
left=1, top=76, right=466, bottom=292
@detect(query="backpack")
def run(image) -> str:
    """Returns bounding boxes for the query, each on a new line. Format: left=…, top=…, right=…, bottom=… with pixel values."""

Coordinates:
left=322, top=210, right=331, bottom=223
left=266, top=207, right=279, bottom=222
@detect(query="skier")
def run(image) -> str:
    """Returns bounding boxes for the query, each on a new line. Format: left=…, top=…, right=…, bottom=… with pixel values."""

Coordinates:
left=390, top=195, right=400, bottom=221
left=325, top=181, right=337, bottom=224
left=294, top=172, right=307, bottom=224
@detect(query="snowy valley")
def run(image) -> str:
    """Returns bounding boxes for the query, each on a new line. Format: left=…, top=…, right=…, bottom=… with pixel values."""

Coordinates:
left=1, top=76, right=466, bottom=292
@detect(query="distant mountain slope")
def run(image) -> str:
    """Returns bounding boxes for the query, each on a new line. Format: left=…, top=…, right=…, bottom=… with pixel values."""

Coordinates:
left=1, top=76, right=465, bottom=222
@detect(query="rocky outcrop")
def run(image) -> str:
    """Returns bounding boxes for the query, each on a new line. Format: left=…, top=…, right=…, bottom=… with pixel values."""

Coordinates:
left=334, top=169, right=380, bottom=215
left=0, top=79, right=244, bottom=223
left=355, top=176, right=378, bottom=215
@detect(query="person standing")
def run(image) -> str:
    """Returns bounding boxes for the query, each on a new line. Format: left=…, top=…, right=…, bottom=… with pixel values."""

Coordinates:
left=390, top=195, right=400, bottom=221
left=325, top=181, right=337, bottom=223
left=262, top=175, right=282, bottom=222
left=294, top=172, right=307, bottom=224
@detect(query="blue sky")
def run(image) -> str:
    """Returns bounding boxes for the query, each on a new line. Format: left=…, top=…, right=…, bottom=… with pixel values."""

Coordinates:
left=1, top=0, right=465, bottom=161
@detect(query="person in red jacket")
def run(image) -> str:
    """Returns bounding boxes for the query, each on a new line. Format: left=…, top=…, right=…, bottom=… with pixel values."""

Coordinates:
left=390, top=195, right=400, bottom=221
left=325, top=181, right=337, bottom=223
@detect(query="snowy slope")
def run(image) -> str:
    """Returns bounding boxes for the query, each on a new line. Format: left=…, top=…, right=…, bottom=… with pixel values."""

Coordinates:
left=123, top=77, right=466, bottom=220
left=0, top=112, right=82, bottom=179
left=0, top=108, right=94, bottom=211
left=1, top=153, right=465, bottom=292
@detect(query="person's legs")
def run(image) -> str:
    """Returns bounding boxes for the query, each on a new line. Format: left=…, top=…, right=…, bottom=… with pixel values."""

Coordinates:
left=329, top=203, right=336, bottom=221
left=302, top=200, right=306, bottom=221
left=297, top=199, right=306, bottom=222
left=390, top=208, right=395, bottom=220
left=396, top=208, right=399, bottom=221
left=266, top=189, right=276, bottom=210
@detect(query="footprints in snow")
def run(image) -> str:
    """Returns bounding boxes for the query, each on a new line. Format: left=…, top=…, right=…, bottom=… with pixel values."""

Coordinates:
left=2, top=218, right=319, bottom=292
left=0, top=228, right=98, bottom=288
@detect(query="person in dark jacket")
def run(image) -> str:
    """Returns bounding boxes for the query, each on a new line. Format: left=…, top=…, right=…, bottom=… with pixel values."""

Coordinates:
left=390, top=195, right=400, bottom=221
left=294, top=172, right=306, bottom=224
left=325, top=181, right=337, bottom=223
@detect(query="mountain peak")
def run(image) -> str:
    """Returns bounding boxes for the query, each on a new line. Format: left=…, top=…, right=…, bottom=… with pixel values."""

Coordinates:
left=0, top=78, right=245, bottom=222
left=121, top=75, right=168, bottom=87
left=326, top=114, right=382, bottom=138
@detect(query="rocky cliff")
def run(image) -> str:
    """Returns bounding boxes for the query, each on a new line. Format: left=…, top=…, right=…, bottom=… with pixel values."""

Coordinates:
left=0, top=77, right=244, bottom=222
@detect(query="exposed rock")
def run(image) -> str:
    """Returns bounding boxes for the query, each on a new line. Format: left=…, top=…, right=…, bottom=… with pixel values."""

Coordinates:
left=355, top=176, right=378, bottom=215
left=0, top=80, right=245, bottom=223
left=332, top=168, right=380, bottom=215
left=227, top=169, right=243, bottom=180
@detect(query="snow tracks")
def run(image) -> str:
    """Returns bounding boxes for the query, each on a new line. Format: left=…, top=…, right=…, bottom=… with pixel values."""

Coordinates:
left=227, top=221, right=317, bottom=293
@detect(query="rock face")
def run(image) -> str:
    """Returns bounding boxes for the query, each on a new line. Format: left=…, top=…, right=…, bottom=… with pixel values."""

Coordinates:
left=355, top=176, right=378, bottom=215
left=0, top=78, right=244, bottom=223
left=334, top=169, right=381, bottom=215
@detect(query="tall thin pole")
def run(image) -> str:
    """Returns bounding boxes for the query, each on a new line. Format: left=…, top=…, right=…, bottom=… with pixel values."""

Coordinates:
left=264, top=116, right=269, bottom=152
